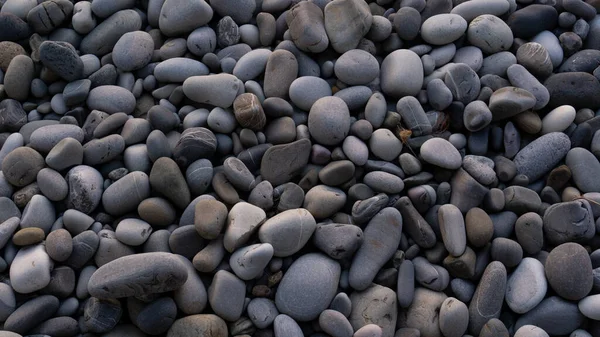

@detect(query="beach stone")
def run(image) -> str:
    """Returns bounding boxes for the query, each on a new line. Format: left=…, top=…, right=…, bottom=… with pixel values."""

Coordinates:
left=324, top=0, right=373, bottom=53
left=514, top=325, right=550, bottom=337
left=289, top=76, right=332, bottom=111
left=468, top=261, right=507, bottom=335
left=421, top=137, right=462, bottom=170
left=304, top=185, right=346, bottom=219
left=489, top=87, right=536, bottom=121
left=150, top=157, right=191, bottom=209
left=545, top=72, right=600, bottom=110
left=263, top=49, right=297, bottom=98
left=286, top=1, right=328, bottom=53
left=80, top=9, right=141, bottom=55
left=1, top=147, right=44, bottom=187
left=183, top=74, right=242, bottom=108
left=381, top=49, right=423, bottom=98
left=308, top=96, right=350, bottom=146
left=139, top=197, right=176, bottom=227
left=579, top=294, right=600, bottom=320
left=349, top=284, right=397, bottom=337
left=4, top=55, right=33, bottom=101
left=27, top=0, right=73, bottom=35
left=319, top=309, right=353, bottom=337
left=260, top=138, right=311, bottom=186
left=88, top=253, right=188, bottom=299
left=3, top=295, right=59, bottom=335
left=369, top=129, right=402, bottom=161
left=404, top=288, right=446, bottom=337
left=194, top=199, right=227, bottom=240
left=155, top=58, right=210, bottom=83
left=395, top=196, right=437, bottom=248
left=258, top=208, right=316, bottom=257
left=467, top=14, right=513, bottom=54
left=0, top=41, right=26, bottom=72
left=335, top=49, right=379, bottom=86
left=159, top=0, right=213, bottom=36
left=112, top=31, right=153, bottom=71
left=506, top=257, right=547, bottom=314
left=39, top=41, right=83, bottom=82
left=230, top=243, right=273, bottom=280
left=224, top=202, right=267, bottom=253
left=102, top=171, right=150, bottom=216
left=515, top=212, right=544, bottom=255
left=349, top=208, right=402, bottom=291
left=173, top=255, right=207, bottom=315
left=438, top=297, right=468, bottom=337
left=45, top=228, right=72, bottom=262
left=438, top=204, right=467, bottom=257
left=30, top=124, right=84, bottom=153
left=115, top=218, right=152, bottom=246
left=421, top=14, right=467, bottom=45
left=514, top=296, right=584, bottom=336
left=173, top=127, right=217, bottom=168
left=208, top=270, right=245, bottom=322
left=9, top=244, right=53, bottom=294
left=87, top=85, right=136, bottom=115
left=545, top=243, right=593, bottom=301
left=507, top=64, right=550, bottom=110
left=516, top=42, right=554, bottom=79
left=445, top=63, right=481, bottom=104
left=513, top=132, right=571, bottom=182
left=233, top=93, right=266, bottom=131
left=396, top=96, right=432, bottom=136
left=167, top=314, right=227, bottom=337
left=566, top=147, right=600, bottom=193
left=248, top=298, right=278, bottom=329
left=0, top=12, right=30, bottom=42
left=313, top=223, right=363, bottom=260
left=450, top=0, right=509, bottom=21
left=506, top=4, right=557, bottom=39
left=0, top=99, right=27, bottom=133
left=544, top=200, right=595, bottom=245
left=276, top=253, right=340, bottom=321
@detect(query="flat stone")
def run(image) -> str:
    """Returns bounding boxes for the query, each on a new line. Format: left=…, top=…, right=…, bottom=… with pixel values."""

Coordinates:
left=468, top=261, right=507, bottom=335
left=566, top=147, right=600, bottom=193
left=88, top=253, right=188, bottom=299
left=260, top=138, right=311, bottom=186
left=183, top=74, right=243, bottom=108
left=224, top=202, right=267, bottom=253
left=87, top=85, right=136, bottom=114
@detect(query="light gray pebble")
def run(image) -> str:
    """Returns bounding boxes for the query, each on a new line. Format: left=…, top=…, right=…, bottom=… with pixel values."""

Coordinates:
left=381, top=49, right=423, bottom=98
left=155, top=58, right=209, bottom=83
left=289, top=76, right=332, bottom=111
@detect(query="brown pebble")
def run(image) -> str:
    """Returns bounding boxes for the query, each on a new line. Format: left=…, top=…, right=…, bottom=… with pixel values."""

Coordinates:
left=465, top=207, right=494, bottom=248
left=268, top=270, right=283, bottom=287
left=12, top=227, right=45, bottom=246
left=252, top=285, right=271, bottom=297
left=546, top=164, right=571, bottom=191
left=0, top=41, right=26, bottom=71
left=233, top=93, right=266, bottom=131
left=512, top=110, right=542, bottom=134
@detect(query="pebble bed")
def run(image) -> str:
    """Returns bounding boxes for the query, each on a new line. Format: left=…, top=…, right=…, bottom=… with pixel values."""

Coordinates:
left=1, top=0, right=600, bottom=336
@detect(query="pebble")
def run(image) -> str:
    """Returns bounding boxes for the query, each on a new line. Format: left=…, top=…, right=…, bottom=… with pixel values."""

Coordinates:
left=381, top=49, right=423, bottom=98
left=350, top=284, right=397, bottom=337
left=275, top=253, right=340, bottom=321
left=183, top=74, right=242, bottom=108
left=324, top=0, right=373, bottom=53
left=513, top=132, right=571, bottom=182
left=468, top=261, right=507, bottom=335
left=420, top=137, right=462, bottom=169
left=421, top=14, right=467, bottom=45
left=258, top=208, right=316, bottom=257
left=88, top=253, right=188, bottom=299
left=112, top=31, right=154, bottom=71
left=545, top=243, right=593, bottom=301
left=468, top=15, right=513, bottom=54
left=208, top=270, right=245, bottom=321
left=0, top=0, right=599, bottom=335
left=349, top=208, right=402, bottom=290
left=9, top=244, right=53, bottom=294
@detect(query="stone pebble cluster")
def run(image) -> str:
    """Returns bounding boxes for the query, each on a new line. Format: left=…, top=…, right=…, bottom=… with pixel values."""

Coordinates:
left=2, top=0, right=600, bottom=336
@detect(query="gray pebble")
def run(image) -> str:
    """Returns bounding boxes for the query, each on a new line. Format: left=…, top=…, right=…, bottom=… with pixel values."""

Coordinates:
left=421, top=14, right=467, bottom=45
left=467, top=15, right=513, bottom=54
left=275, top=253, right=340, bottom=321
left=350, top=284, right=397, bottom=337
left=112, top=31, right=154, bottom=71
left=289, top=76, right=332, bottom=111
left=158, top=0, right=213, bottom=36
left=183, top=74, right=242, bottom=108
left=506, top=257, right=547, bottom=314
left=468, top=261, right=507, bottom=335
left=513, top=132, right=571, bottom=182
left=208, top=270, right=245, bottom=321
left=381, top=49, right=423, bottom=98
